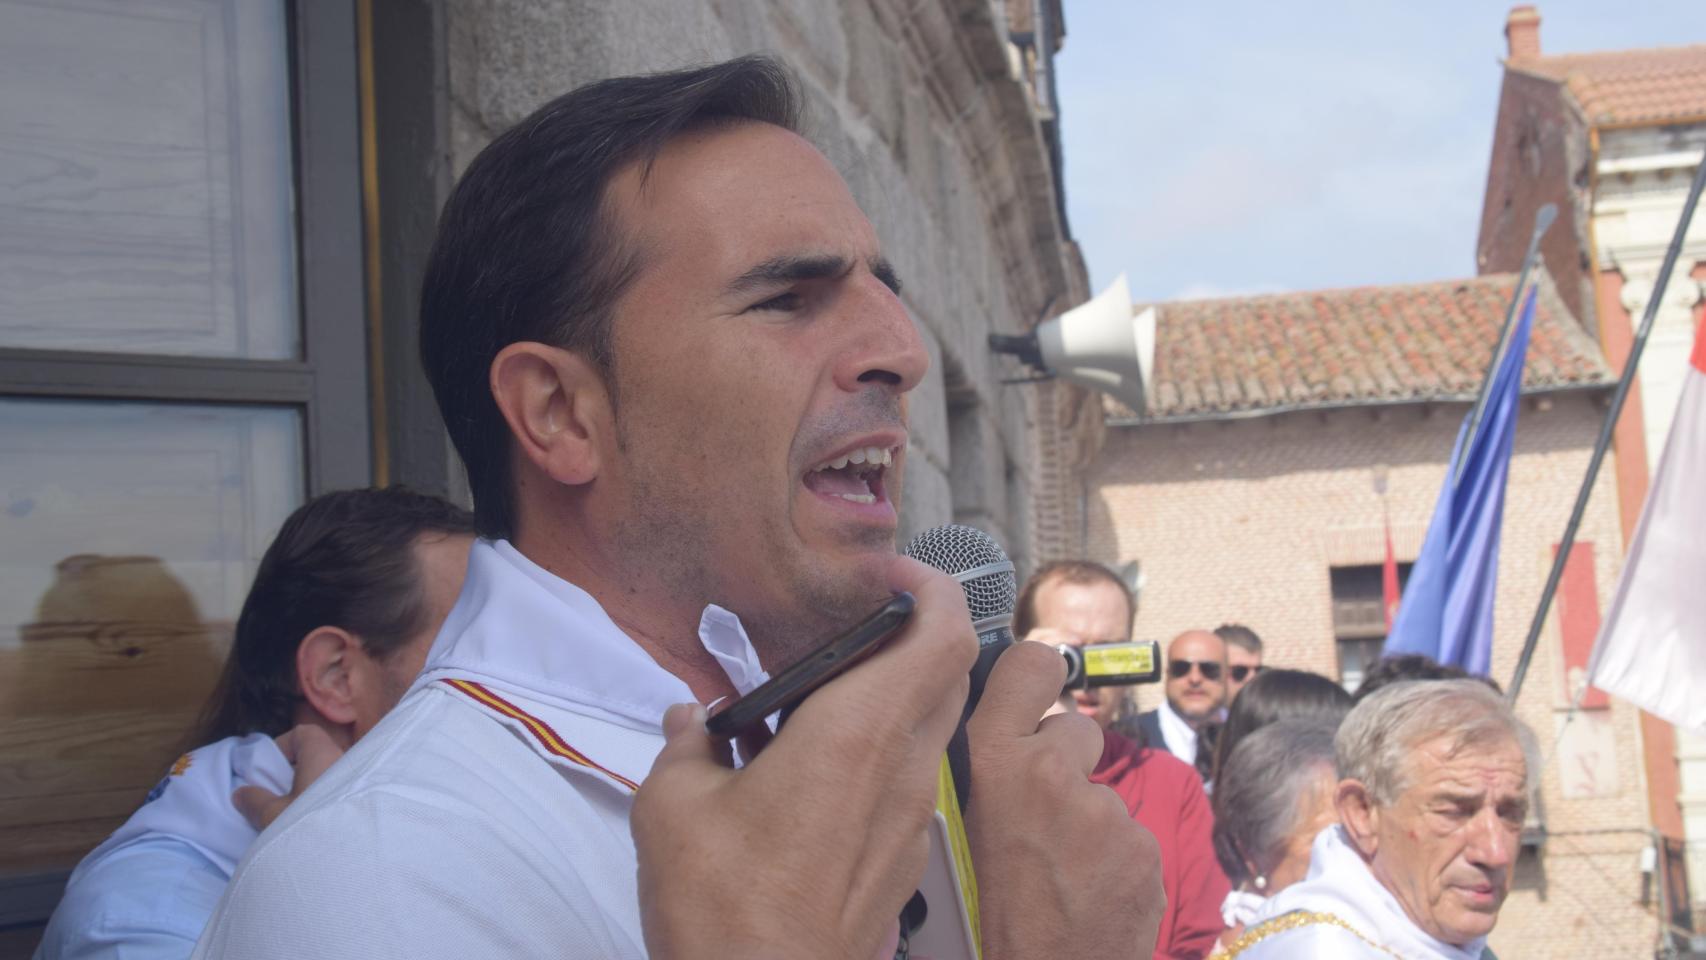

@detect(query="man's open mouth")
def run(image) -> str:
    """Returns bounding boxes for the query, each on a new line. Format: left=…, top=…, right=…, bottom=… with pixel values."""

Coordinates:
left=803, top=445, right=893, bottom=505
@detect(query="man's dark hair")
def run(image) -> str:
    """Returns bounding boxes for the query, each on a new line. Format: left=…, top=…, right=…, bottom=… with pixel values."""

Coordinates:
left=1214, top=623, right=1262, bottom=654
left=419, top=56, right=803, bottom=539
left=1352, top=653, right=1502, bottom=702
left=1014, top=560, right=1135, bottom=638
left=192, top=487, right=476, bottom=744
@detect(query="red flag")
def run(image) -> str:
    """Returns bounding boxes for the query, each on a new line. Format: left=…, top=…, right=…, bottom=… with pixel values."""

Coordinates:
left=1383, top=510, right=1401, bottom=632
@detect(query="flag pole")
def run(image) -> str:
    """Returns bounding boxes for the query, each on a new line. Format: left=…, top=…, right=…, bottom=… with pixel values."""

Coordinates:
left=1455, top=204, right=1558, bottom=487
left=1507, top=154, right=1706, bottom=701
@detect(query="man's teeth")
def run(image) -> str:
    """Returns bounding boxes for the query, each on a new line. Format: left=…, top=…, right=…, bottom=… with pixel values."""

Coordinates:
left=836, top=492, right=877, bottom=504
left=814, top=446, right=894, bottom=472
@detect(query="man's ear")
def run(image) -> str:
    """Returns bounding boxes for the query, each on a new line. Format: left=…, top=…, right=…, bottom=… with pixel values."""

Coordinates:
left=490, top=342, right=612, bottom=487
left=1335, top=778, right=1380, bottom=859
left=296, top=626, right=362, bottom=728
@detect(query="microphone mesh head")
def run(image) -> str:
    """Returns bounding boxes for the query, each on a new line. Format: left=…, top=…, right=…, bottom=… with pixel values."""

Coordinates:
left=903, top=524, right=1017, bottom=622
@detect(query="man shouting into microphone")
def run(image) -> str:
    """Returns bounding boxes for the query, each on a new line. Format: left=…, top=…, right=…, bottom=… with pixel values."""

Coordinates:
left=194, top=57, right=1162, bottom=959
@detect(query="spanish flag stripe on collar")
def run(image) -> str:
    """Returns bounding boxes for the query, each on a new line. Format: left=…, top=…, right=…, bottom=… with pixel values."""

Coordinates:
left=441, top=678, right=640, bottom=793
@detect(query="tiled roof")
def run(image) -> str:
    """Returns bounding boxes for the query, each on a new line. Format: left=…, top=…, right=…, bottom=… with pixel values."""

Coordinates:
left=1509, top=45, right=1706, bottom=126
left=1111, top=273, right=1612, bottom=422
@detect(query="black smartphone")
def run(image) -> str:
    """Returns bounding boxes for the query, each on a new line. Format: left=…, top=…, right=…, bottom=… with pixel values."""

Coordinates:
left=704, top=592, right=916, bottom=740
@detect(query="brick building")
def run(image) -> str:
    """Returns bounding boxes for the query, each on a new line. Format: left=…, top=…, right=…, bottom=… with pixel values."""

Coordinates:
left=1479, top=8, right=1706, bottom=919
left=1084, top=271, right=1688, bottom=957
left=0, top=0, right=1099, bottom=949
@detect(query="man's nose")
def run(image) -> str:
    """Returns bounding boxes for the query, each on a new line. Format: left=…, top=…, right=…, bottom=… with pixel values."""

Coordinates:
left=1465, top=808, right=1516, bottom=870
left=833, top=276, right=929, bottom=394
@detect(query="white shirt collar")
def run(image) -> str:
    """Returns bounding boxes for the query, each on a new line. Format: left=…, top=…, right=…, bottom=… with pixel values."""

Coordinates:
left=1253, top=825, right=1489, bottom=960
left=415, top=540, right=768, bottom=732
left=1157, top=697, right=1199, bottom=764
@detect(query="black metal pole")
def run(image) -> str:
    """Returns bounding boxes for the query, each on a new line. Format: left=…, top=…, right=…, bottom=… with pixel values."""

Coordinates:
left=1455, top=204, right=1557, bottom=488
left=1507, top=155, right=1706, bottom=701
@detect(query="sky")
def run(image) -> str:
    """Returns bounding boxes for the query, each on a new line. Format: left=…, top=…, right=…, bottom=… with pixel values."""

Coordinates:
left=1054, top=1, right=1703, bottom=304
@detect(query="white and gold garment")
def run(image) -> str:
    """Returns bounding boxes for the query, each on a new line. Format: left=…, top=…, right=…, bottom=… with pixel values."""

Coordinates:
left=1223, top=826, right=1491, bottom=960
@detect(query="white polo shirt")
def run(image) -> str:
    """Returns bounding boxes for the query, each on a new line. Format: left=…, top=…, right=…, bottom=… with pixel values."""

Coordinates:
left=192, top=540, right=769, bottom=959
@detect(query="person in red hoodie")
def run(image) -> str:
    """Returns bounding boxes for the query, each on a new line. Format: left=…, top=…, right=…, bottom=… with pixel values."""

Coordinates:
left=1017, top=561, right=1232, bottom=960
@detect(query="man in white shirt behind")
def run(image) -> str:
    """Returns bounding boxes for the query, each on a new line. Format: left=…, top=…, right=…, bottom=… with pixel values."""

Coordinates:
left=1124, top=629, right=1228, bottom=773
left=193, top=56, right=1162, bottom=960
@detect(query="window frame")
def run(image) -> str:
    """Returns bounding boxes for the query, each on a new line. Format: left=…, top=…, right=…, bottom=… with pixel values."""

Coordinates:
left=0, top=0, right=371, bottom=496
left=0, top=0, right=368, bottom=925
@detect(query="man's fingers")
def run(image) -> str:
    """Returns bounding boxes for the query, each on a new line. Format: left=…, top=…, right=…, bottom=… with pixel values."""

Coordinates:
left=287, top=725, right=345, bottom=787
left=789, top=558, right=976, bottom=736
left=231, top=785, right=286, bottom=832
left=1034, top=710, right=1106, bottom=778
left=647, top=704, right=730, bottom=779
left=1019, top=627, right=1082, bottom=648
left=273, top=726, right=303, bottom=764
left=967, top=640, right=1069, bottom=741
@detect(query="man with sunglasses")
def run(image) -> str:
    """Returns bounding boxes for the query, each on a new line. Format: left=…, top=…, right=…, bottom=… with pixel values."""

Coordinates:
left=1215, top=624, right=1265, bottom=701
left=1131, top=631, right=1229, bottom=773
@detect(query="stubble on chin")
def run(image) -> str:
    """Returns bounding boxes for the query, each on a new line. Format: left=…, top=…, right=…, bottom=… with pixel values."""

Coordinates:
left=616, top=468, right=895, bottom=673
left=737, top=551, right=897, bottom=672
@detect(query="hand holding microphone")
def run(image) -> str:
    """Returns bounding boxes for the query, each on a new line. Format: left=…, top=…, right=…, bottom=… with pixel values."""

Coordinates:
left=905, top=525, right=1164, bottom=960
left=631, top=556, right=975, bottom=960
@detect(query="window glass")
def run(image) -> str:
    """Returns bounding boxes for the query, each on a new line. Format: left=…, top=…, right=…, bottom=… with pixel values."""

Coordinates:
left=0, top=0, right=297, bottom=358
left=0, top=399, right=302, bottom=877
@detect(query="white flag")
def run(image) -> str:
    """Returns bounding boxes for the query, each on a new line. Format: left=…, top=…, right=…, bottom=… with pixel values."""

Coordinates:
left=1587, top=317, right=1706, bottom=729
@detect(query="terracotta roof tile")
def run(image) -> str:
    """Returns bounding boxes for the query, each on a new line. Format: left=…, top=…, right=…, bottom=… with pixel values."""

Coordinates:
left=1109, top=273, right=1611, bottom=421
left=1509, top=44, right=1706, bottom=126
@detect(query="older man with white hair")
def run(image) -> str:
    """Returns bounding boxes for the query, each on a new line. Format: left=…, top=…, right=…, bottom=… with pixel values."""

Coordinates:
left=1225, top=679, right=1534, bottom=959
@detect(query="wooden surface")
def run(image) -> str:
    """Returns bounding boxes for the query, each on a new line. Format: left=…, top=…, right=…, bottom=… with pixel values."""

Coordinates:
left=0, top=622, right=229, bottom=878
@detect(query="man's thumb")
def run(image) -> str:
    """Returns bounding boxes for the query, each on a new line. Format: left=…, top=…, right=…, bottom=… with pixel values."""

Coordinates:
left=231, top=785, right=283, bottom=832
left=647, top=703, right=722, bottom=774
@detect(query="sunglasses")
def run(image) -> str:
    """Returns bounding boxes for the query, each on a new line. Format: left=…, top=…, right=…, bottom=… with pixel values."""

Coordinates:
left=1167, top=659, right=1223, bottom=682
left=1229, top=664, right=1265, bottom=682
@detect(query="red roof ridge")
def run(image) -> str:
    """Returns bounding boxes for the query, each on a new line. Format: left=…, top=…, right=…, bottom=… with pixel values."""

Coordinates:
left=1136, top=273, right=1529, bottom=316
left=1508, top=41, right=1706, bottom=73
left=1111, top=272, right=1612, bottom=422
left=1501, top=42, right=1706, bottom=127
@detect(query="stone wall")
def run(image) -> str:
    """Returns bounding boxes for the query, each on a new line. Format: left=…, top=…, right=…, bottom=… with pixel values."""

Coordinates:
left=441, top=0, right=1095, bottom=570
left=1089, top=393, right=1663, bottom=959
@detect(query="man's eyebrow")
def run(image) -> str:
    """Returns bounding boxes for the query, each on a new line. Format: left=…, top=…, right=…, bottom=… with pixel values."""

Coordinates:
left=870, top=257, right=903, bottom=295
left=1428, top=790, right=1485, bottom=804
left=726, top=254, right=849, bottom=293
left=724, top=254, right=904, bottom=296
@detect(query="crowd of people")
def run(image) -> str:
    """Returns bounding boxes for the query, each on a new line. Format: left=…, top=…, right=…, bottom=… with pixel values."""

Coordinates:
left=31, top=55, right=1535, bottom=960
left=1017, top=560, right=1529, bottom=958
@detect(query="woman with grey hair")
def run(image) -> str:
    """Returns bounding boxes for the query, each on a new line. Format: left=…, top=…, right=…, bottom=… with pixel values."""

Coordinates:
left=1210, top=719, right=1342, bottom=949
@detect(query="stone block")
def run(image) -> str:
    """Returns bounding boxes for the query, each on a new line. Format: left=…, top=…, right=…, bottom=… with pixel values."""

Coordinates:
left=898, top=453, right=953, bottom=546
left=762, top=0, right=848, bottom=89
left=949, top=408, right=1009, bottom=523
left=455, top=0, right=734, bottom=132
left=908, top=324, right=951, bottom=466
left=841, top=5, right=902, bottom=149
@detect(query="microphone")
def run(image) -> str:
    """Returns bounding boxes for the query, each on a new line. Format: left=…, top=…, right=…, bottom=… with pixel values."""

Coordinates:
left=903, top=524, right=1016, bottom=809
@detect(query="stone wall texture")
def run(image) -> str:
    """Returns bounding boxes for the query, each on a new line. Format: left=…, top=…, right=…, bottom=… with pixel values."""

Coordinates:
left=443, top=0, right=1096, bottom=571
left=1089, top=393, right=1664, bottom=959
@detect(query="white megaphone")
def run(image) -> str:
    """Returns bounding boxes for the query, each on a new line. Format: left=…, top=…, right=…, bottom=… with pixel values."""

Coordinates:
left=988, top=274, right=1154, bottom=416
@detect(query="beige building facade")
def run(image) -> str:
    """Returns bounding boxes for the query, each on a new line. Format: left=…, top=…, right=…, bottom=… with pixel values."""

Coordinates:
left=1083, top=269, right=1675, bottom=956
